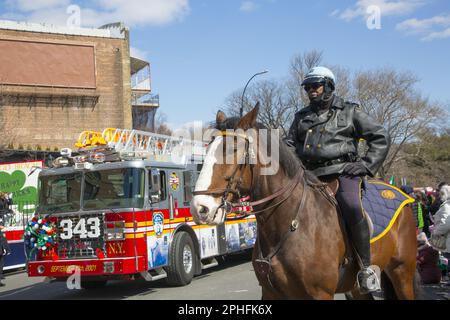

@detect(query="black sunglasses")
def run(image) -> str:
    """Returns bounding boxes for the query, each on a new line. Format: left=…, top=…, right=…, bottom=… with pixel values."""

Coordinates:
left=304, top=83, right=324, bottom=91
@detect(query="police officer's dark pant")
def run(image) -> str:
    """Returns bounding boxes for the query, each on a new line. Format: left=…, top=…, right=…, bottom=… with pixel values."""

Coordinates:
left=335, top=176, right=371, bottom=268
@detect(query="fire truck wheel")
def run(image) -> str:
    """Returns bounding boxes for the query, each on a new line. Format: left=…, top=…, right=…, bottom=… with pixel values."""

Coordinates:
left=166, top=231, right=195, bottom=286
left=80, top=279, right=108, bottom=289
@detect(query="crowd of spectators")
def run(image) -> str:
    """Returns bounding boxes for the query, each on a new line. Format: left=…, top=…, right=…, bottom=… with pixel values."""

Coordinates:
left=402, top=182, right=450, bottom=298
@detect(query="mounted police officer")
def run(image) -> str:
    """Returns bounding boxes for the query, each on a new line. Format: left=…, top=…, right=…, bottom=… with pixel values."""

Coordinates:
left=286, top=66, right=390, bottom=294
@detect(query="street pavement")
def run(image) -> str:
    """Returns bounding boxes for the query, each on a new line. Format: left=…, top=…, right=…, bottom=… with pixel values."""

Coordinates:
left=0, top=252, right=447, bottom=300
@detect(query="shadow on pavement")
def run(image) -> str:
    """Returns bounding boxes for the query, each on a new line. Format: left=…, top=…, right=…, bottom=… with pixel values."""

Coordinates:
left=0, top=251, right=253, bottom=300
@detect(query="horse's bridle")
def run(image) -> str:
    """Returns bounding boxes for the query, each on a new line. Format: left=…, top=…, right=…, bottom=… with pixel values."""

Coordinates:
left=192, top=131, right=304, bottom=216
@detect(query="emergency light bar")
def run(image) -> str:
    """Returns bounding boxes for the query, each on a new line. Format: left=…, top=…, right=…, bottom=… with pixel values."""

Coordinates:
left=74, top=155, right=88, bottom=163
left=89, top=153, right=106, bottom=163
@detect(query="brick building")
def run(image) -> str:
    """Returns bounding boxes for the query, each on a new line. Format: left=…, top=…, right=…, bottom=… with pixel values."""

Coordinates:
left=0, top=20, right=159, bottom=161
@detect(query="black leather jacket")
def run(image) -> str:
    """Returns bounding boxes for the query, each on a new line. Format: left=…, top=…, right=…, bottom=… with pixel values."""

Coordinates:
left=286, top=95, right=390, bottom=177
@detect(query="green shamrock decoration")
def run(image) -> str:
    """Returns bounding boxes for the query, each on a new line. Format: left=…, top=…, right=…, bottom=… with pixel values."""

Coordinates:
left=13, top=187, right=38, bottom=214
left=0, top=171, right=26, bottom=193
left=0, top=170, right=38, bottom=214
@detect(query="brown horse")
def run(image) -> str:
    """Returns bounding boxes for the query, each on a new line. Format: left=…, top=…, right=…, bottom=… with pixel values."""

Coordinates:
left=191, top=105, right=418, bottom=300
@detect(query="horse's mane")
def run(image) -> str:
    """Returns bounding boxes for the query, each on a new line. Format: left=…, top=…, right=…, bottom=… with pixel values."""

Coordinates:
left=214, top=117, right=319, bottom=183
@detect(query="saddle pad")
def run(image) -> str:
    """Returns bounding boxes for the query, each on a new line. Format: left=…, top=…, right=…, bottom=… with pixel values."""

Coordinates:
left=361, top=181, right=414, bottom=243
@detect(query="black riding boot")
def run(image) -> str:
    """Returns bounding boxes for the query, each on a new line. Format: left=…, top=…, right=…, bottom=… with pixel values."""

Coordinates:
left=349, top=218, right=380, bottom=294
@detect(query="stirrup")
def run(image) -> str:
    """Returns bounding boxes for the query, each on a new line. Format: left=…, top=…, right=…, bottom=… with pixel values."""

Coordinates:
left=357, top=267, right=381, bottom=294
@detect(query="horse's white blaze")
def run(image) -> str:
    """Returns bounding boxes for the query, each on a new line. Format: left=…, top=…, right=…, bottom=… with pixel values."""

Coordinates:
left=194, top=136, right=222, bottom=192
left=191, top=136, right=223, bottom=223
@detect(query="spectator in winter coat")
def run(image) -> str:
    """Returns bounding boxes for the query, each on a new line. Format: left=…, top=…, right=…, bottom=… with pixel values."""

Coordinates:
left=431, top=185, right=450, bottom=262
left=424, top=193, right=434, bottom=236
left=416, top=192, right=432, bottom=236
left=0, top=192, right=12, bottom=214
left=416, top=232, right=441, bottom=284
left=430, top=182, right=448, bottom=216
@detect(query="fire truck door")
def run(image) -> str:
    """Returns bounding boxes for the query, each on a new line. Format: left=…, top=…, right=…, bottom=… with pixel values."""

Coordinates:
left=148, top=169, right=169, bottom=211
left=167, top=170, right=183, bottom=221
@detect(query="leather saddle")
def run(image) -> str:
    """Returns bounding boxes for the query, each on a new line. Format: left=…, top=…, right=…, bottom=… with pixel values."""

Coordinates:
left=319, top=176, right=340, bottom=196
left=320, top=176, right=374, bottom=239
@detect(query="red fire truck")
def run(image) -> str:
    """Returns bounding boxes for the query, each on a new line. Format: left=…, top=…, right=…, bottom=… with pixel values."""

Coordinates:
left=26, top=129, right=256, bottom=288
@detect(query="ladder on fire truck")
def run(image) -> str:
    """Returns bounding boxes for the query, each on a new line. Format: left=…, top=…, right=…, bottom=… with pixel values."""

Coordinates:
left=74, top=128, right=206, bottom=164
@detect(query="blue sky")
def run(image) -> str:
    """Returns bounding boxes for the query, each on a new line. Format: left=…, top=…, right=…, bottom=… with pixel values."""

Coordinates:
left=1, top=0, right=449, bottom=128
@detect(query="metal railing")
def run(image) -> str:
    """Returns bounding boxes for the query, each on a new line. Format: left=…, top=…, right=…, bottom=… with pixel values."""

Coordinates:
left=131, top=65, right=151, bottom=91
left=133, top=93, right=159, bottom=106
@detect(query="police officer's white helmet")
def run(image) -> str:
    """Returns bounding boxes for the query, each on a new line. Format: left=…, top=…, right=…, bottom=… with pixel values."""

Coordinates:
left=301, top=66, right=336, bottom=91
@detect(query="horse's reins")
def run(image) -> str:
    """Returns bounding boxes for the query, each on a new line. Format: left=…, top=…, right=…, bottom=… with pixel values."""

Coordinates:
left=192, top=130, right=340, bottom=290
left=192, top=131, right=305, bottom=216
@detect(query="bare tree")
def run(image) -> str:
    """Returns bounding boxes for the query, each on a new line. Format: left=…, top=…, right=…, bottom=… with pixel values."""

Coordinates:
left=224, top=50, right=333, bottom=134
left=154, top=111, right=172, bottom=136
left=285, top=51, right=353, bottom=129
left=222, top=52, right=446, bottom=184
left=330, top=65, right=352, bottom=100
left=353, top=68, right=446, bottom=178
left=288, top=50, right=324, bottom=110
left=224, top=50, right=353, bottom=135
left=224, top=79, right=295, bottom=136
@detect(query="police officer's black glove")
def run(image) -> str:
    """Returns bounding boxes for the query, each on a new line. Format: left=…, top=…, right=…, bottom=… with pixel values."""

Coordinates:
left=343, top=162, right=369, bottom=176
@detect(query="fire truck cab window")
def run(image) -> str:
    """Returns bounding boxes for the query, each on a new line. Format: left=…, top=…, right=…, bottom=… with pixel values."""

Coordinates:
left=37, top=173, right=82, bottom=214
left=159, top=171, right=167, bottom=201
left=183, top=171, right=193, bottom=202
left=148, top=169, right=167, bottom=203
left=83, top=168, right=144, bottom=210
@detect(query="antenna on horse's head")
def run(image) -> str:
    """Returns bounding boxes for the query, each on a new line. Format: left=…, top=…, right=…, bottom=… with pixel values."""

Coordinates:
left=240, top=70, right=269, bottom=118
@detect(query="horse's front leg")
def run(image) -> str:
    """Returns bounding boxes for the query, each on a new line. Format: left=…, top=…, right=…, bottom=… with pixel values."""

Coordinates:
left=261, top=287, right=279, bottom=300
left=308, top=290, right=334, bottom=300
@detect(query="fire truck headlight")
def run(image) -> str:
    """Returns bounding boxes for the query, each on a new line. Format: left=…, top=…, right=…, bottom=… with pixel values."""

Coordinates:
left=105, top=221, right=125, bottom=241
left=106, top=232, right=124, bottom=240
left=115, top=233, right=124, bottom=240
left=37, top=265, right=45, bottom=274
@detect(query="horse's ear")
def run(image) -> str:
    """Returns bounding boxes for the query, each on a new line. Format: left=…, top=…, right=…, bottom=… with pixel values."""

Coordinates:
left=237, top=102, right=259, bottom=129
left=216, top=110, right=227, bottom=125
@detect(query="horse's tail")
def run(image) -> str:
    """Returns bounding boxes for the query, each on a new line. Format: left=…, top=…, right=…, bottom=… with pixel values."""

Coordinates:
left=381, top=271, right=397, bottom=300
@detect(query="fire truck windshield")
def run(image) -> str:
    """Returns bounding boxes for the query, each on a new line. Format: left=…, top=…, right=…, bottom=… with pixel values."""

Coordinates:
left=37, top=173, right=82, bottom=214
left=82, top=168, right=145, bottom=210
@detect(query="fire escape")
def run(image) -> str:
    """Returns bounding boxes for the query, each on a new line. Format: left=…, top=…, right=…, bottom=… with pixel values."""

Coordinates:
left=130, top=57, right=159, bottom=132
